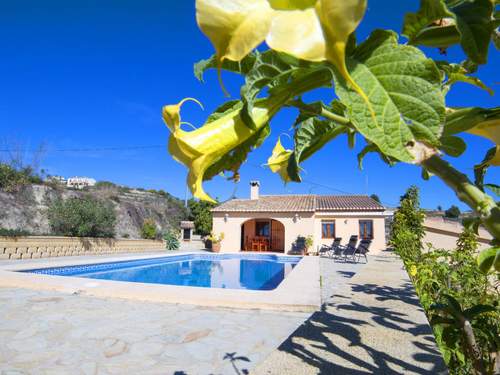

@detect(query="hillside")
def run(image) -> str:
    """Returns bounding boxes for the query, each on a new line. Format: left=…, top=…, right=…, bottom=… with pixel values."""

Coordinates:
left=0, top=183, right=188, bottom=239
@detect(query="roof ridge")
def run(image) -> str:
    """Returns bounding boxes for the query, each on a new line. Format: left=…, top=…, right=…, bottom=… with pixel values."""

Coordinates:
left=259, top=194, right=314, bottom=197
left=226, top=194, right=376, bottom=198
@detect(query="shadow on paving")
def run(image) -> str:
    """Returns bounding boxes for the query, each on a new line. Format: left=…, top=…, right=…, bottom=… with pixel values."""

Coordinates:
left=174, top=352, right=251, bottom=375
left=271, top=281, right=447, bottom=374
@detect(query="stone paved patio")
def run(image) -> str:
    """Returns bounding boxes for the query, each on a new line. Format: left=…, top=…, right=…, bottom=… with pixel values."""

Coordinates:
left=0, top=253, right=361, bottom=374
left=254, top=252, right=447, bottom=374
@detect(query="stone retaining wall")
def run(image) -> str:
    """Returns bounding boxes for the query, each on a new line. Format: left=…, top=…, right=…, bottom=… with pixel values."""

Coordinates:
left=0, top=236, right=165, bottom=260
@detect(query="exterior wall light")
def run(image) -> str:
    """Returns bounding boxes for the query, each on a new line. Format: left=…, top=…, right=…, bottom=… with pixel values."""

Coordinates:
left=294, top=213, right=300, bottom=223
left=224, top=213, right=229, bottom=222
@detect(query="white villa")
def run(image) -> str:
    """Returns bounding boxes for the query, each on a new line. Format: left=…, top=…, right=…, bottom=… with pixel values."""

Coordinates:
left=212, top=181, right=391, bottom=254
left=66, top=176, right=96, bottom=189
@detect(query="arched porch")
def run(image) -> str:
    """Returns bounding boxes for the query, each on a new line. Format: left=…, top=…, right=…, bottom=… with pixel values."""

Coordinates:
left=241, top=219, right=285, bottom=252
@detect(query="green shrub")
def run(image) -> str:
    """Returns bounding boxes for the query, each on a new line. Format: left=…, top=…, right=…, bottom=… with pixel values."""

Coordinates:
left=94, top=181, right=117, bottom=189
left=0, top=163, right=33, bottom=192
left=164, top=230, right=180, bottom=250
left=141, top=218, right=157, bottom=240
left=47, top=196, right=116, bottom=238
left=394, top=187, right=499, bottom=373
left=0, top=227, right=31, bottom=237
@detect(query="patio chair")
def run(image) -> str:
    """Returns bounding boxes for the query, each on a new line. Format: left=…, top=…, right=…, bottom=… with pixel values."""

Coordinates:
left=339, top=235, right=358, bottom=262
left=330, top=238, right=344, bottom=260
left=355, top=239, right=371, bottom=263
left=319, top=237, right=341, bottom=258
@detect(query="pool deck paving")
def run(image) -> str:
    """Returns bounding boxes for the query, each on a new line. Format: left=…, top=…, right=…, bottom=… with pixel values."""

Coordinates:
left=254, top=251, right=447, bottom=374
left=0, top=250, right=446, bottom=374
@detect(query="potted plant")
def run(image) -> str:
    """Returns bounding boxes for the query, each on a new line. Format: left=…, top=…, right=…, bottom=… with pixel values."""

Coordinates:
left=304, top=235, right=314, bottom=255
left=206, top=232, right=224, bottom=252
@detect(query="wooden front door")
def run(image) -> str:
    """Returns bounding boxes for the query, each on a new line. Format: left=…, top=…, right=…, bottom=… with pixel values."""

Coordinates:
left=270, top=220, right=285, bottom=252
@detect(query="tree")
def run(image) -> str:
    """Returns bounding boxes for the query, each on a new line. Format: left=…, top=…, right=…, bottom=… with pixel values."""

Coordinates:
left=370, top=194, right=381, bottom=203
left=47, top=196, right=116, bottom=238
left=445, top=205, right=461, bottom=219
left=390, top=186, right=425, bottom=261
left=437, top=205, right=443, bottom=211
left=188, top=198, right=217, bottom=236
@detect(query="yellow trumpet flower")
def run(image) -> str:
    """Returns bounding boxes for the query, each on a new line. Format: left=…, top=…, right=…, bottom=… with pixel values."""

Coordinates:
left=196, top=0, right=367, bottom=97
left=163, top=96, right=286, bottom=203
left=467, top=119, right=500, bottom=166
left=266, top=137, right=293, bottom=183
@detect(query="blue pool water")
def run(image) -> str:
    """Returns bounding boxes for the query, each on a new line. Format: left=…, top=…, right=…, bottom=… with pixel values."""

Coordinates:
left=22, top=254, right=301, bottom=291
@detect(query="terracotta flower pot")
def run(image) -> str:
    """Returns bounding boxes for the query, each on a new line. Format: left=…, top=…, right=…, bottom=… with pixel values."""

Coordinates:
left=212, top=242, right=221, bottom=253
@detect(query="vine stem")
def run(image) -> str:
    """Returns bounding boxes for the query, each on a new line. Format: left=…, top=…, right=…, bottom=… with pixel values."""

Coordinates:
left=288, top=99, right=352, bottom=126
left=421, top=155, right=500, bottom=241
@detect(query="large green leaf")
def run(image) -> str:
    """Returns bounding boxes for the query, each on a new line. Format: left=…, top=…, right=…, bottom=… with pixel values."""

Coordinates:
left=452, top=0, right=495, bottom=65
left=463, top=304, right=497, bottom=320
left=240, top=51, right=297, bottom=129
left=439, top=135, right=466, bottom=157
left=357, top=143, right=398, bottom=169
left=436, top=61, right=494, bottom=95
left=484, top=183, right=500, bottom=196
left=477, top=246, right=500, bottom=273
left=334, top=30, right=445, bottom=163
left=287, top=117, right=347, bottom=182
left=402, top=0, right=496, bottom=64
left=442, top=294, right=464, bottom=318
left=403, top=0, right=454, bottom=43
left=239, top=51, right=330, bottom=129
left=194, top=54, right=257, bottom=82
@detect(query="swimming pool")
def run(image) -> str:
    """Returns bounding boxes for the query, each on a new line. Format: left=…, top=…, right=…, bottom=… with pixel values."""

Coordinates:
left=21, top=253, right=301, bottom=291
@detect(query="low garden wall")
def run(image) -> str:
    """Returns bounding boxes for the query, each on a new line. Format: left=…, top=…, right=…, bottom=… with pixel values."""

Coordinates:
left=423, top=217, right=492, bottom=251
left=0, top=236, right=165, bottom=260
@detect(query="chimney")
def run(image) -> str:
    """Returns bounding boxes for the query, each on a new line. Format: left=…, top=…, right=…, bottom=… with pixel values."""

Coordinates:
left=250, top=180, right=260, bottom=200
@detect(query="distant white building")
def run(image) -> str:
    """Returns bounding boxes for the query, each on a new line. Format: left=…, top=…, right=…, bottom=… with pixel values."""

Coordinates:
left=67, top=177, right=96, bottom=189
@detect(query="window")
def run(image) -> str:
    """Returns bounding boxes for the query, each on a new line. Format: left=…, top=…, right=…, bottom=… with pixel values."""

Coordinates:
left=255, top=221, right=270, bottom=237
left=322, top=221, right=335, bottom=239
left=359, top=220, right=374, bottom=240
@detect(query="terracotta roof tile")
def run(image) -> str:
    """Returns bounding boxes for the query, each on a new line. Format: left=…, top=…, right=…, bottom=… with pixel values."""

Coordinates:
left=316, top=195, right=383, bottom=211
left=180, top=221, right=195, bottom=229
left=212, top=195, right=384, bottom=213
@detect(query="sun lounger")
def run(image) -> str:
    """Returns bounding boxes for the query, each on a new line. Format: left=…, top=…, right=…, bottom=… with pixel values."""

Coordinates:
left=355, top=239, right=371, bottom=263
left=319, top=237, right=342, bottom=258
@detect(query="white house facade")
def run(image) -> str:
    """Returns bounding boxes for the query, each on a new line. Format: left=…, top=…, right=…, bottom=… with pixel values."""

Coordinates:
left=212, top=181, right=390, bottom=254
left=66, top=177, right=96, bottom=189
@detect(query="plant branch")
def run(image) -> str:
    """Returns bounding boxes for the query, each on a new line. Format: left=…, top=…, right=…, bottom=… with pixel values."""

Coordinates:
left=422, top=155, right=500, bottom=241
left=287, top=99, right=352, bottom=126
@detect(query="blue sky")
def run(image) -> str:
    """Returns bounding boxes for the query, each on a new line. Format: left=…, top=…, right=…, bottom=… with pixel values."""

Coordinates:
left=1, top=1, right=498, bottom=209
